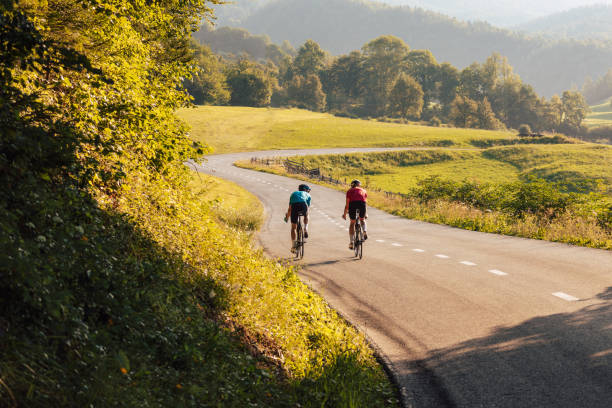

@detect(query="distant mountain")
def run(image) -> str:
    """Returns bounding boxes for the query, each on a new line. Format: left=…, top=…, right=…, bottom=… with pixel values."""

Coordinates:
left=211, top=0, right=612, bottom=28
left=379, top=0, right=612, bottom=27
left=514, top=5, right=612, bottom=40
left=232, top=0, right=612, bottom=97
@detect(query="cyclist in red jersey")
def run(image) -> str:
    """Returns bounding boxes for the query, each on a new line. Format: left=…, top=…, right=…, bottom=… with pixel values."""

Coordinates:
left=342, top=179, right=368, bottom=249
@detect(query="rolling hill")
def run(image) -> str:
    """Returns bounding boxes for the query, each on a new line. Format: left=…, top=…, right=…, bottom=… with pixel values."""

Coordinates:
left=223, top=0, right=612, bottom=97
left=514, top=5, right=612, bottom=40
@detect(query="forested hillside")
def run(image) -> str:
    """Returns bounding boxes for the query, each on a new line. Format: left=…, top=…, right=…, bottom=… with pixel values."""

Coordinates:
left=514, top=5, right=612, bottom=40
left=0, top=1, right=398, bottom=406
left=233, top=0, right=612, bottom=97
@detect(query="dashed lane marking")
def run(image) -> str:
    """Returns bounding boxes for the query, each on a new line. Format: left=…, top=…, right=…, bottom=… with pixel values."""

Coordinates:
left=489, top=269, right=508, bottom=276
left=412, top=249, right=425, bottom=253
left=552, top=292, right=579, bottom=302
left=435, top=254, right=450, bottom=259
left=460, top=261, right=477, bottom=266
left=376, top=239, right=385, bottom=243
left=392, top=243, right=403, bottom=247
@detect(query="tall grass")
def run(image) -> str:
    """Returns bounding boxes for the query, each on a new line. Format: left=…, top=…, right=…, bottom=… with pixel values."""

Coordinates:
left=239, top=160, right=611, bottom=250
left=1, top=166, right=399, bottom=407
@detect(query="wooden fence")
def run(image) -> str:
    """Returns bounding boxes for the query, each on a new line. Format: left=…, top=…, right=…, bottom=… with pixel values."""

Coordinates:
left=249, top=156, right=410, bottom=201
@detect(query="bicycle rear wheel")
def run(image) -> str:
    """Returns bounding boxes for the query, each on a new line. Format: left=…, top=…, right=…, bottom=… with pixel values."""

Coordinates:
left=297, top=218, right=305, bottom=259
left=354, top=224, right=362, bottom=259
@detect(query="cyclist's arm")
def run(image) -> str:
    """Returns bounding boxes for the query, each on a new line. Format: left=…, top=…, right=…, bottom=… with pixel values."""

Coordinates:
left=306, top=195, right=311, bottom=207
left=342, top=197, right=350, bottom=219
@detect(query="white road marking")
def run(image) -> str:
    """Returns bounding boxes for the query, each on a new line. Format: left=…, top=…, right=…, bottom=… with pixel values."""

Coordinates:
left=412, top=249, right=425, bottom=253
left=460, top=261, right=477, bottom=266
left=552, top=292, right=579, bottom=302
left=435, top=254, right=450, bottom=259
left=376, top=239, right=386, bottom=243
left=489, top=269, right=508, bottom=276
left=392, top=243, right=403, bottom=247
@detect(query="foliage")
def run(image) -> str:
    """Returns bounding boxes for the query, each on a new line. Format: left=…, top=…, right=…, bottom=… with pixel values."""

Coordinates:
left=582, top=69, right=612, bottom=104
left=1, top=1, right=399, bottom=406
left=387, top=74, right=424, bottom=119
left=290, top=39, right=328, bottom=78
left=184, top=40, right=230, bottom=105
left=236, top=0, right=612, bottom=98
left=518, top=124, right=532, bottom=136
left=287, top=74, right=327, bottom=112
left=225, top=59, right=275, bottom=107
left=240, top=154, right=611, bottom=249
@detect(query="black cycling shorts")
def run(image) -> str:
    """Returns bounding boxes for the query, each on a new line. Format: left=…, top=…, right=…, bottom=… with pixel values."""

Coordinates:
left=290, top=202, right=308, bottom=224
left=348, top=201, right=366, bottom=220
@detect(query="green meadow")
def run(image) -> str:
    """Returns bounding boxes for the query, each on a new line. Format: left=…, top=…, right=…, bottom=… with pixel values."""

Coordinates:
left=178, top=106, right=518, bottom=153
left=585, top=98, right=612, bottom=128
left=292, top=144, right=612, bottom=194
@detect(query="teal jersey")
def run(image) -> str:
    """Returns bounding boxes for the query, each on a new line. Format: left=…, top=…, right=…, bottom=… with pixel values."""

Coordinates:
left=289, top=191, right=311, bottom=206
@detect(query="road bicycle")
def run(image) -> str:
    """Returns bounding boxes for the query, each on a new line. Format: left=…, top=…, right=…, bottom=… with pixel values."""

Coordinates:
left=353, top=211, right=364, bottom=259
left=294, top=213, right=306, bottom=259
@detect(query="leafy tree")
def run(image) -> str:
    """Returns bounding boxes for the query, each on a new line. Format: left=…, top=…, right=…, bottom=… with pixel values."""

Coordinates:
left=387, top=74, right=424, bottom=119
left=405, top=49, right=439, bottom=108
left=582, top=69, right=612, bottom=104
left=184, top=41, right=230, bottom=105
left=287, top=74, right=327, bottom=111
left=449, top=95, right=478, bottom=128
left=475, top=97, right=503, bottom=130
left=361, top=35, right=410, bottom=116
left=436, top=62, right=460, bottom=117
left=324, top=51, right=365, bottom=113
left=226, top=59, right=275, bottom=107
left=560, top=90, right=589, bottom=133
left=292, top=39, right=328, bottom=78
left=518, top=124, right=532, bottom=136
left=536, top=95, right=563, bottom=132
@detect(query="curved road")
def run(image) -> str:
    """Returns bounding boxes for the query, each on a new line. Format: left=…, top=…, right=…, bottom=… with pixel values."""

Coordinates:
left=193, top=148, right=611, bottom=408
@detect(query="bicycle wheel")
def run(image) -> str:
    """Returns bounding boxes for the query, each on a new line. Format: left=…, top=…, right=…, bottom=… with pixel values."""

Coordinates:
left=356, top=232, right=363, bottom=259
left=354, top=224, right=361, bottom=258
left=297, top=218, right=304, bottom=259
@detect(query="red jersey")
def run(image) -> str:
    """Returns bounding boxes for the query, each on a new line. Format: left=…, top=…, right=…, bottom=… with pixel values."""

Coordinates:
left=346, top=187, right=367, bottom=202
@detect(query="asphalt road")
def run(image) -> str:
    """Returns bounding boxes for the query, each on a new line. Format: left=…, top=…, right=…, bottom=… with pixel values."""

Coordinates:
left=193, top=148, right=612, bottom=408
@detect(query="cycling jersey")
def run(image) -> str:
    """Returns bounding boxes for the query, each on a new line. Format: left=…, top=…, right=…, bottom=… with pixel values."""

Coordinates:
left=289, top=191, right=311, bottom=206
left=346, top=187, right=367, bottom=203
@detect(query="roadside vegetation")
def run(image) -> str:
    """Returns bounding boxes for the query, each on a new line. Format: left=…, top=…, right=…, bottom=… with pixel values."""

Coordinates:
left=238, top=145, right=612, bottom=249
left=1, top=1, right=398, bottom=406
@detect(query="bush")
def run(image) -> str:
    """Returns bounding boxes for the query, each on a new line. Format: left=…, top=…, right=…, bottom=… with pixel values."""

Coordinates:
left=518, top=124, right=532, bottom=136
left=429, top=116, right=442, bottom=127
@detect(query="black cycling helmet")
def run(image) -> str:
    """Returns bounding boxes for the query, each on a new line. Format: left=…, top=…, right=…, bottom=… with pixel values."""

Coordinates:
left=299, top=184, right=311, bottom=192
left=350, top=179, right=361, bottom=187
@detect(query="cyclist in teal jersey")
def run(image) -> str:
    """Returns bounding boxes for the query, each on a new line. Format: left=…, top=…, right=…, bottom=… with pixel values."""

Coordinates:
left=284, top=184, right=311, bottom=252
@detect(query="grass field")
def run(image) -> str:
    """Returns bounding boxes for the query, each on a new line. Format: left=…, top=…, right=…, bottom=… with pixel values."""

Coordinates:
left=189, top=171, right=264, bottom=230
left=289, top=144, right=612, bottom=194
left=178, top=106, right=519, bottom=153
left=585, top=98, right=612, bottom=128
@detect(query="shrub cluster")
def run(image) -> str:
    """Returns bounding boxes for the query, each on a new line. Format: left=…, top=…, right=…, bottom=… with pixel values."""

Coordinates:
left=412, top=175, right=611, bottom=227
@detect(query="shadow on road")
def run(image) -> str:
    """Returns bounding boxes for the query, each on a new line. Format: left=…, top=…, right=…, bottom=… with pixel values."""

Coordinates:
left=413, top=286, right=612, bottom=408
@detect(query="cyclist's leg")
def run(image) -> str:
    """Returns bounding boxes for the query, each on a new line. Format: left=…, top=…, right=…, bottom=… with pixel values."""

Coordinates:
left=301, top=204, right=309, bottom=238
left=290, top=203, right=300, bottom=249
left=359, top=202, right=367, bottom=239
left=348, top=202, right=358, bottom=249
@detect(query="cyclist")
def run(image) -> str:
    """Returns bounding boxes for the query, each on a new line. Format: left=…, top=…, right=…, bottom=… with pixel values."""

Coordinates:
left=342, top=179, right=368, bottom=249
left=284, top=184, right=312, bottom=253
